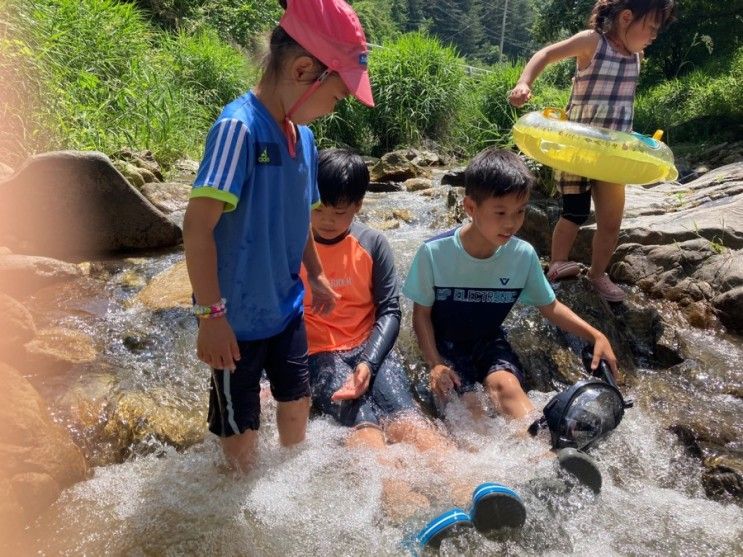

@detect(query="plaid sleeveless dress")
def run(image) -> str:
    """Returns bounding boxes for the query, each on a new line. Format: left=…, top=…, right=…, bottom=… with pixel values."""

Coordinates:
left=556, top=33, right=641, bottom=194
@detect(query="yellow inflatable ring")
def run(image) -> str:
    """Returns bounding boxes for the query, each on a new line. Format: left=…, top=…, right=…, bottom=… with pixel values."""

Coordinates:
left=512, top=108, right=678, bottom=185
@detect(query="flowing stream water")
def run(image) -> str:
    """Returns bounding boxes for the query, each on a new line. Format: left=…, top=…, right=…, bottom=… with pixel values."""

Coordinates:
left=24, top=181, right=743, bottom=556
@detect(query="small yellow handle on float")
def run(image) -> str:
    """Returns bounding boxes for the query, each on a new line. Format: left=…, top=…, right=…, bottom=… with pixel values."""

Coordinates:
left=652, top=130, right=664, bottom=141
left=542, top=107, right=568, bottom=121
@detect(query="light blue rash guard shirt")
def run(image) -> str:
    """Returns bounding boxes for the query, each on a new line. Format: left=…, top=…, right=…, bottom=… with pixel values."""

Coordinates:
left=191, top=91, right=320, bottom=340
left=402, top=227, right=556, bottom=344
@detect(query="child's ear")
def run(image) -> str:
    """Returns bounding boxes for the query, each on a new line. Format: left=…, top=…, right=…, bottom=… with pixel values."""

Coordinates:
left=619, top=9, right=634, bottom=26
left=292, top=55, right=318, bottom=81
left=353, top=200, right=363, bottom=213
left=462, top=195, right=476, bottom=218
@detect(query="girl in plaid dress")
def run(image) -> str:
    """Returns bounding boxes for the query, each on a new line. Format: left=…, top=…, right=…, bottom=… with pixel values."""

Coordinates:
left=509, top=0, right=676, bottom=302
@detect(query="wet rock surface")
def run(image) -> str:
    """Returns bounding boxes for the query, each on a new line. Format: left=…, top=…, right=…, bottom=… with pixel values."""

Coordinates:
left=0, top=253, right=83, bottom=298
left=0, top=363, right=87, bottom=533
left=0, top=147, right=740, bottom=544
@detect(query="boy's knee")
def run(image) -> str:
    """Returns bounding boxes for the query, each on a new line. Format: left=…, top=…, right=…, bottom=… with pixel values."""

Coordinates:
left=485, top=371, right=524, bottom=397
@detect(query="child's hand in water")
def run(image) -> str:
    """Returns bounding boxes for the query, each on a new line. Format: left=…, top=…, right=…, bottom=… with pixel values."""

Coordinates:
left=307, top=272, right=341, bottom=315
left=508, top=82, right=532, bottom=107
left=331, top=362, right=371, bottom=401
left=430, top=363, right=461, bottom=399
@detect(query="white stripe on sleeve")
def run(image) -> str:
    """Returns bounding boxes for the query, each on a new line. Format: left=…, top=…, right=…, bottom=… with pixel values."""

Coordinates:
left=221, top=124, right=248, bottom=191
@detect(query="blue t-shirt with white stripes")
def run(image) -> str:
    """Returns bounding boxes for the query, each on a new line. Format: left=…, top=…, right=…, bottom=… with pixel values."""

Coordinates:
left=402, top=227, right=555, bottom=344
left=191, top=91, right=320, bottom=341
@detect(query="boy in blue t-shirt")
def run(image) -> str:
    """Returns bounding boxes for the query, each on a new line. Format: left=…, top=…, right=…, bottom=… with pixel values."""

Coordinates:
left=403, top=148, right=618, bottom=423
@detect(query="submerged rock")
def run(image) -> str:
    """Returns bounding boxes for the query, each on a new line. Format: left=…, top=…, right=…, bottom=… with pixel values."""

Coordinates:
left=102, top=390, right=207, bottom=459
left=0, top=292, right=36, bottom=360
left=0, top=363, right=87, bottom=530
left=403, top=177, right=434, bottom=192
left=134, top=259, right=191, bottom=311
left=6, top=327, right=99, bottom=375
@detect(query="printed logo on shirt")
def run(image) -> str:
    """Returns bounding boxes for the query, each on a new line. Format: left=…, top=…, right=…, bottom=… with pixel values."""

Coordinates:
left=255, top=142, right=281, bottom=166
left=437, top=288, right=452, bottom=301
left=329, top=277, right=352, bottom=289
left=434, top=287, right=519, bottom=304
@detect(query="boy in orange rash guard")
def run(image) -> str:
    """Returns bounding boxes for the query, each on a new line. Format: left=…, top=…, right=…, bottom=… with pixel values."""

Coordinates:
left=300, top=149, right=454, bottom=471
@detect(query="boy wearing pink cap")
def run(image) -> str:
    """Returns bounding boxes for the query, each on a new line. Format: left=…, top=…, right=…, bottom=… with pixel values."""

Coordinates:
left=183, top=0, right=374, bottom=472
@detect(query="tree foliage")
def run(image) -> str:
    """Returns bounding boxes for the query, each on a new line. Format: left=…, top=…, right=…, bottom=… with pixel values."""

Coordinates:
left=531, top=0, right=741, bottom=81
left=131, top=0, right=282, bottom=48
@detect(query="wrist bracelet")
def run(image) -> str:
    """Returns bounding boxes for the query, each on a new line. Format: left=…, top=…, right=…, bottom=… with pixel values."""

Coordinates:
left=193, top=298, right=226, bottom=317
left=197, top=308, right=227, bottom=320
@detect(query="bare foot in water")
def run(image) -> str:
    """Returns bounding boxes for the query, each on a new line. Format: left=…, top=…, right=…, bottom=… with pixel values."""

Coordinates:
left=452, top=481, right=475, bottom=509
left=381, top=479, right=431, bottom=523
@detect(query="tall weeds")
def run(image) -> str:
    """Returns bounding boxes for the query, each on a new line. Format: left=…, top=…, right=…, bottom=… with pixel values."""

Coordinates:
left=1, top=0, right=254, bottom=166
left=2, top=0, right=739, bottom=169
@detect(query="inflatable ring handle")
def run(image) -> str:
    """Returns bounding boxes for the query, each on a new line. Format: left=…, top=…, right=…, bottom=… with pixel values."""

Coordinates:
left=652, top=130, right=664, bottom=141
left=542, top=107, right=568, bottom=121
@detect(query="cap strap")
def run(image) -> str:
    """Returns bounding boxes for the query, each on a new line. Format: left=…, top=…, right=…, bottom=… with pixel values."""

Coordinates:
left=283, top=69, right=331, bottom=158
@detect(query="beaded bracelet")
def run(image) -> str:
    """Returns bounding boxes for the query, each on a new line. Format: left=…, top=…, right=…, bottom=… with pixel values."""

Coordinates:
left=198, top=307, right=227, bottom=320
left=193, top=298, right=227, bottom=319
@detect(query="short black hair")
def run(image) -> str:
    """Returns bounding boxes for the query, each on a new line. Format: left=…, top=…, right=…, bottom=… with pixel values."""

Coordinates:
left=464, top=148, right=534, bottom=204
left=317, top=148, right=369, bottom=206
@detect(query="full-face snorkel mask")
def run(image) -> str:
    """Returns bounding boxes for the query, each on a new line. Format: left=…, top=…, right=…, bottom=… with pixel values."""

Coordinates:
left=528, top=346, right=633, bottom=451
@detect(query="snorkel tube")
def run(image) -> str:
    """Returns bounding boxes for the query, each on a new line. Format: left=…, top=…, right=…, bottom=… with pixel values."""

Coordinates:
left=580, top=345, right=633, bottom=406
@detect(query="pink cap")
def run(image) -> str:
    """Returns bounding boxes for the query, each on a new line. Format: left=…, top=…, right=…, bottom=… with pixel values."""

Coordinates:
left=279, top=0, right=374, bottom=107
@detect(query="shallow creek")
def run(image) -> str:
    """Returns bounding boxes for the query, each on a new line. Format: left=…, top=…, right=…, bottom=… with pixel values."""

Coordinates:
left=24, top=182, right=743, bottom=555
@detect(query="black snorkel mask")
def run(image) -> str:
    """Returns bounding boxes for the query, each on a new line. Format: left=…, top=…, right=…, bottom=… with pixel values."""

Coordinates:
left=528, top=346, right=634, bottom=451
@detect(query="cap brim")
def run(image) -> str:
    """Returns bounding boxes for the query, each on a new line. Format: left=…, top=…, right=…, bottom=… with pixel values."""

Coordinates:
left=339, top=67, right=374, bottom=107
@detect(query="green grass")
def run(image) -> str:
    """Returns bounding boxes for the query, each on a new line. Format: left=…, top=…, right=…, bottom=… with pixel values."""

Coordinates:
left=313, top=32, right=466, bottom=156
left=635, top=47, right=743, bottom=143
left=2, top=1, right=739, bottom=173
left=0, top=0, right=255, bottom=166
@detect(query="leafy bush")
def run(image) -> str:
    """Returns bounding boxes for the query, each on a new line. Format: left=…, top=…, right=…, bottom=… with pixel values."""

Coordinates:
left=313, top=32, right=465, bottom=156
left=312, top=98, right=377, bottom=155
left=451, top=62, right=570, bottom=156
left=635, top=47, right=743, bottom=142
left=352, top=0, right=400, bottom=44
left=162, top=28, right=255, bottom=112
left=366, top=33, right=465, bottom=154
left=1, top=0, right=255, bottom=165
left=133, top=0, right=282, bottom=48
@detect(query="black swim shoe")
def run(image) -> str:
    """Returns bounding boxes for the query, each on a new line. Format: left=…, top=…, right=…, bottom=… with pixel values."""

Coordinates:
left=469, top=482, right=527, bottom=537
left=557, top=447, right=602, bottom=493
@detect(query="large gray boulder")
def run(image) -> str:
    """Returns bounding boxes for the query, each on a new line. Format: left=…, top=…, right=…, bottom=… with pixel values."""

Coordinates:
left=612, top=240, right=743, bottom=331
left=574, top=162, right=743, bottom=257
left=0, top=151, right=182, bottom=257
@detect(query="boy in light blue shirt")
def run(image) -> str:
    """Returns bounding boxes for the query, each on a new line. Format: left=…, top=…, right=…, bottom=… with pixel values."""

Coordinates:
left=403, top=147, right=618, bottom=423
left=404, top=149, right=621, bottom=549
